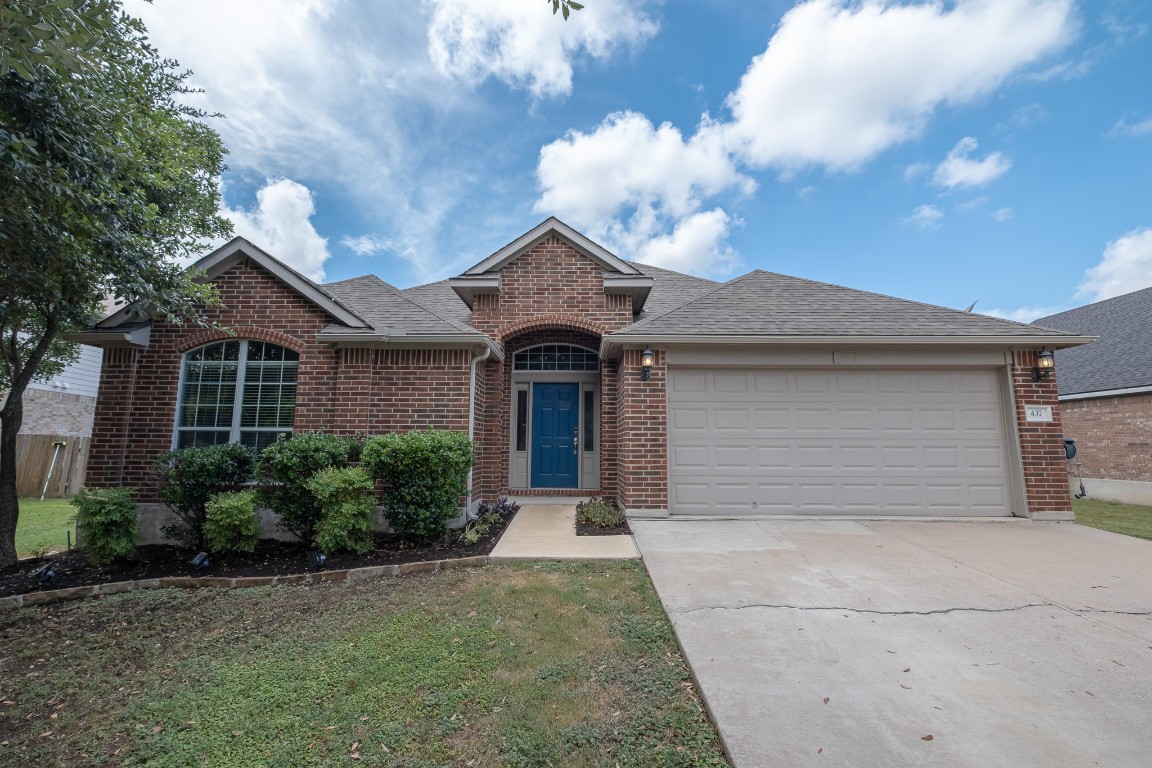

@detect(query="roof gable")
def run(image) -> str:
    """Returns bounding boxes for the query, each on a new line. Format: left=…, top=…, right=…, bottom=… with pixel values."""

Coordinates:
left=463, top=217, right=642, bottom=276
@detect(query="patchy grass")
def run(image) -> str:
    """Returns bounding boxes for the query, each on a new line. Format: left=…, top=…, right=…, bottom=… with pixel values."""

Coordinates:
left=1073, top=497, right=1152, bottom=542
left=15, top=497, right=75, bottom=558
left=0, top=562, right=729, bottom=768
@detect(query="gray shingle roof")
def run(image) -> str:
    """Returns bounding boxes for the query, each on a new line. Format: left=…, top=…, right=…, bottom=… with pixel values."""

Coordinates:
left=612, top=270, right=1086, bottom=339
left=402, top=280, right=474, bottom=326
left=323, top=275, right=482, bottom=337
left=625, top=262, right=719, bottom=319
left=1032, top=287, right=1152, bottom=396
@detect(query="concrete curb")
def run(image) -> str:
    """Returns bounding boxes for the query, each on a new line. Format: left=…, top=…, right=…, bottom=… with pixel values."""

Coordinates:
left=0, top=555, right=492, bottom=610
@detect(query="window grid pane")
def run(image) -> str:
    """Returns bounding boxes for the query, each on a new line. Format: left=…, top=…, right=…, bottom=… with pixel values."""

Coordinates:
left=513, top=344, right=599, bottom=371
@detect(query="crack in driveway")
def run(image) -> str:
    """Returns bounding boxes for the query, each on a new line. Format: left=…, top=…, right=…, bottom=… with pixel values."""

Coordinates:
left=674, top=602, right=1049, bottom=616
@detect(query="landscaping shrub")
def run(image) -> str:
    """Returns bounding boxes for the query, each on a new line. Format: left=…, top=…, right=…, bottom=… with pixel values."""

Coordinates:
left=575, top=497, right=625, bottom=528
left=204, top=490, right=260, bottom=555
left=307, top=466, right=376, bottom=556
left=361, top=430, right=474, bottom=541
left=459, top=496, right=520, bottom=546
left=72, top=487, right=138, bottom=566
left=257, top=431, right=363, bottom=542
left=153, top=443, right=256, bottom=550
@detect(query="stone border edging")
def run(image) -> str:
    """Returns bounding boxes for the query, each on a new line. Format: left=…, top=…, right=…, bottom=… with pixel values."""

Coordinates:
left=0, top=555, right=491, bottom=610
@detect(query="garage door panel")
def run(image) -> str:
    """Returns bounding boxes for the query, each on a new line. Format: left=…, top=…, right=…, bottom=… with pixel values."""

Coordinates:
left=667, top=367, right=1013, bottom=517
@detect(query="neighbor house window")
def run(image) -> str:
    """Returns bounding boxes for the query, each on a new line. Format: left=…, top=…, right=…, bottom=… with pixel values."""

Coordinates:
left=175, top=340, right=298, bottom=452
left=512, top=344, right=599, bottom=371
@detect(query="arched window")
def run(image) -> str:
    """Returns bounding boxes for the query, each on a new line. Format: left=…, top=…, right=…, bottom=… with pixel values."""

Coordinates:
left=174, top=340, right=298, bottom=452
left=512, top=344, right=599, bottom=371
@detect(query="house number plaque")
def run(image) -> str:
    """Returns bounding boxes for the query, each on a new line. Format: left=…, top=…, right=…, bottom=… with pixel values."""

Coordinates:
left=1025, top=405, right=1053, bottom=422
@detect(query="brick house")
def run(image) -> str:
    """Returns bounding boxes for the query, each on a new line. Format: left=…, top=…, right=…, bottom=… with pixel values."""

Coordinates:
left=74, top=218, right=1089, bottom=529
left=1034, top=289, right=1152, bottom=505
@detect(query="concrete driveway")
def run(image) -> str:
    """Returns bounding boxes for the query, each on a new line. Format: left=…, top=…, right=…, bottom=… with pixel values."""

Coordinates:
left=632, top=519, right=1152, bottom=767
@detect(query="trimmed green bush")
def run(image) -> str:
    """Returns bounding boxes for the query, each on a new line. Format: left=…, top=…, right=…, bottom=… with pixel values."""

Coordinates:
left=258, top=431, right=362, bottom=542
left=72, top=487, right=138, bottom=566
left=576, top=497, right=625, bottom=528
left=204, top=490, right=260, bottom=555
left=153, top=443, right=256, bottom=549
left=308, top=466, right=376, bottom=556
left=361, top=430, right=474, bottom=541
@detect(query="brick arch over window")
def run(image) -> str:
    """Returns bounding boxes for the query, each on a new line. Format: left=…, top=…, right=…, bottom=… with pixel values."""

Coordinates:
left=174, top=326, right=305, bottom=355
left=495, top=314, right=609, bottom=344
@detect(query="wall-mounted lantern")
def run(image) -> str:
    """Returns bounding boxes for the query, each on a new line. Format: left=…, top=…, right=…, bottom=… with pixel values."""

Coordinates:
left=1031, top=348, right=1055, bottom=382
left=640, top=347, right=655, bottom=381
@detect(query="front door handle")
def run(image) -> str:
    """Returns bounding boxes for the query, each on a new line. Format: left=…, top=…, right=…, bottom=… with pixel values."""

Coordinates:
left=573, top=428, right=579, bottom=455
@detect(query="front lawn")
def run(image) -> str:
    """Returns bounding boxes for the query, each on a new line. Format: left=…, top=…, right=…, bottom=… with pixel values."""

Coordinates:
left=14, top=497, right=75, bottom=558
left=1073, top=498, right=1152, bottom=542
left=0, top=562, right=730, bottom=767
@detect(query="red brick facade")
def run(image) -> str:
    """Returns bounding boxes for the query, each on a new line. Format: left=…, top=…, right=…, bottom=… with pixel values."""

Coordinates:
left=1010, top=350, right=1072, bottom=515
left=616, top=348, right=668, bottom=511
left=1060, top=393, right=1152, bottom=483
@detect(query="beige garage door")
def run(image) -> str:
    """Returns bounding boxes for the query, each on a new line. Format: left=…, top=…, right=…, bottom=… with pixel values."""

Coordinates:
left=667, top=368, right=1013, bottom=517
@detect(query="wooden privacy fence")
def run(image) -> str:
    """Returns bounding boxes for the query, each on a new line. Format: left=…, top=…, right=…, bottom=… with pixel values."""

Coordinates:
left=14, top=435, right=90, bottom=498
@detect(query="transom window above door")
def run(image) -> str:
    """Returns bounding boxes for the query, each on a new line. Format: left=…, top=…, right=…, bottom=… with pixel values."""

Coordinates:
left=512, top=344, right=599, bottom=371
left=175, top=340, right=298, bottom=452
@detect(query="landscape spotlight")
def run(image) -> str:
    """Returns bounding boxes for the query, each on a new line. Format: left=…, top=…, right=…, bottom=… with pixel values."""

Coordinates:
left=190, top=552, right=210, bottom=571
left=307, top=551, right=327, bottom=570
left=33, top=562, right=56, bottom=587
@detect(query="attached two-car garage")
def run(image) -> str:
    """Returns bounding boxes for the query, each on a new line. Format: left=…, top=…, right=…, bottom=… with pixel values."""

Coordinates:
left=666, top=367, right=1015, bottom=517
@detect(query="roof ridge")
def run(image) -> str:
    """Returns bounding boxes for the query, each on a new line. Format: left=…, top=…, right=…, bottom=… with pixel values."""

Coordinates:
left=370, top=275, right=479, bottom=335
left=621, top=269, right=761, bottom=333
left=1034, top=285, right=1152, bottom=322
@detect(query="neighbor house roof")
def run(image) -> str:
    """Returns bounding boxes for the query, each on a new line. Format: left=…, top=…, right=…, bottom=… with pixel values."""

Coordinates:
left=607, top=270, right=1091, bottom=346
left=1032, top=287, right=1152, bottom=397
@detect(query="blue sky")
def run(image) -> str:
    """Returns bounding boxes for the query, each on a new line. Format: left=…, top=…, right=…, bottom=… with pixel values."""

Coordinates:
left=125, top=0, right=1151, bottom=321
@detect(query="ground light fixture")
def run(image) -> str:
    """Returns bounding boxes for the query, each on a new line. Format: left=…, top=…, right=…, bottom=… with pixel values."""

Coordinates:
left=307, top=551, right=327, bottom=570
left=190, top=552, right=210, bottom=571
left=33, top=562, right=56, bottom=587
left=1031, top=348, right=1055, bottom=382
left=640, top=347, right=655, bottom=381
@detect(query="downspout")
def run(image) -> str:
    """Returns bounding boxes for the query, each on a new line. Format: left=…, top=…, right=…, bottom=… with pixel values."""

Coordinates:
left=466, top=344, right=492, bottom=517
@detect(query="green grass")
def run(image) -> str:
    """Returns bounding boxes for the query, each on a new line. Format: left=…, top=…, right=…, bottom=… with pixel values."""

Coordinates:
left=14, top=497, right=76, bottom=558
left=1073, top=498, right=1152, bottom=542
left=0, top=562, right=730, bottom=768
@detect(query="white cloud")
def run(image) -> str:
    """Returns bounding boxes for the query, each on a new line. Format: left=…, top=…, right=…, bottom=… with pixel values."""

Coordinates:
left=222, top=179, right=330, bottom=281
left=993, top=207, right=1015, bottom=222
left=629, top=209, right=739, bottom=276
left=1077, top=227, right=1152, bottom=302
left=426, top=0, right=657, bottom=98
left=902, top=204, right=944, bottom=230
left=341, top=235, right=397, bottom=258
left=723, top=0, right=1074, bottom=171
left=1110, top=116, right=1152, bottom=137
left=903, top=162, right=931, bottom=182
left=932, top=137, right=1012, bottom=188
left=982, top=305, right=1067, bottom=323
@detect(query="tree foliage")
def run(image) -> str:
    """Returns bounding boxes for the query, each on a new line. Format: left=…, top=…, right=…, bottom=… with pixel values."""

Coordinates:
left=547, top=0, right=584, bottom=21
left=1, top=0, right=120, bottom=80
left=0, top=2, right=231, bottom=566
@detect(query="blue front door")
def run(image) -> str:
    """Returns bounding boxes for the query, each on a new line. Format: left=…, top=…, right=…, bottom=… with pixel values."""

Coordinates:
left=531, top=382, right=579, bottom=488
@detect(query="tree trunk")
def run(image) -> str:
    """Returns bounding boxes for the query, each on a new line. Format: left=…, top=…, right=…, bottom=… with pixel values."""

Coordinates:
left=0, top=398, right=24, bottom=567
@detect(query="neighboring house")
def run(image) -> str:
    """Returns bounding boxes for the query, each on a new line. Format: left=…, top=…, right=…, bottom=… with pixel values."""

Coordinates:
left=72, top=218, right=1088, bottom=530
left=2, top=344, right=103, bottom=496
left=1034, top=289, right=1152, bottom=505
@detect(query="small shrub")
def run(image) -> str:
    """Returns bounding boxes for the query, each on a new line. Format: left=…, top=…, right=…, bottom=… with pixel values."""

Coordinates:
left=307, top=466, right=376, bottom=556
left=361, top=430, right=474, bottom=541
left=459, top=510, right=501, bottom=546
left=72, top=487, right=138, bottom=566
left=258, top=431, right=363, bottom=542
left=576, top=497, right=625, bottom=528
left=204, top=490, right=260, bottom=555
left=153, top=443, right=257, bottom=550
left=477, top=496, right=520, bottom=518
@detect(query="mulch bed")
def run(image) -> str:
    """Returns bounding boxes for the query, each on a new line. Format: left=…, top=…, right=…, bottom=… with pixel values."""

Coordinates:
left=0, top=507, right=517, bottom=600
left=576, top=518, right=632, bottom=537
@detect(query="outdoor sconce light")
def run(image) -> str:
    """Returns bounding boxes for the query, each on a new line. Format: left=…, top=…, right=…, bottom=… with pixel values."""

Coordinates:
left=307, top=551, right=327, bottom=570
left=190, top=552, right=210, bottom=571
left=640, top=347, right=655, bottom=381
left=1031, top=348, right=1055, bottom=382
left=33, top=562, right=56, bottom=587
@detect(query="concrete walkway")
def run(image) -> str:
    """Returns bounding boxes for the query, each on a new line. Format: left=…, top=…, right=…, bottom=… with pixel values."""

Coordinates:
left=633, top=519, right=1152, bottom=768
left=489, top=504, right=639, bottom=561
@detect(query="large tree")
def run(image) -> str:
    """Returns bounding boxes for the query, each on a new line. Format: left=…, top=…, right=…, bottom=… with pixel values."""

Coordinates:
left=0, top=2, right=230, bottom=566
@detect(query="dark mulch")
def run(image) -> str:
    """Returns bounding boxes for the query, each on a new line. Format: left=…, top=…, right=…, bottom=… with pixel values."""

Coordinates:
left=0, top=508, right=517, bottom=600
left=576, top=518, right=632, bottom=537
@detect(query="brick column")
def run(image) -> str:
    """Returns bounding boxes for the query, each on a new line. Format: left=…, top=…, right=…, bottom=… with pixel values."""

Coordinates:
left=88, top=347, right=140, bottom=488
left=333, top=348, right=374, bottom=434
left=617, top=348, right=668, bottom=515
left=1011, top=350, right=1072, bottom=518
